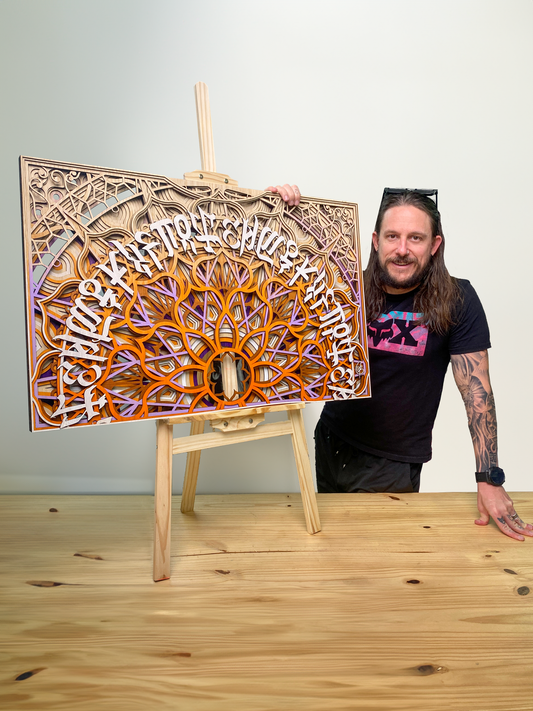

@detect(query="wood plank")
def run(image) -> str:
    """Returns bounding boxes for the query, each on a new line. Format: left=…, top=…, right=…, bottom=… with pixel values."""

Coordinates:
left=289, top=408, right=321, bottom=534
left=194, top=81, right=216, bottom=173
left=1, top=493, right=532, bottom=711
left=153, top=421, right=173, bottom=581
left=210, top=413, right=265, bottom=432
left=182, top=168, right=239, bottom=186
left=165, top=402, right=304, bottom=425
left=181, top=419, right=205, bottom=514
left=171, top=420, right=293, bottom=454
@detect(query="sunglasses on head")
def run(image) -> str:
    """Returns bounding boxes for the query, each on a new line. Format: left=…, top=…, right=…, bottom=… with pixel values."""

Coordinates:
left=381, top=188, right=438, bottom=211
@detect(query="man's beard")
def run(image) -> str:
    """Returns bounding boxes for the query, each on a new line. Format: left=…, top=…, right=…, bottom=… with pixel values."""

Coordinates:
left=377, top=256, right=432, bottom=291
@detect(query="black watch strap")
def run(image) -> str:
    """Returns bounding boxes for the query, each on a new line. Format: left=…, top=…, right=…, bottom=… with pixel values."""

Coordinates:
left=475, top=466, right=505, bottom=486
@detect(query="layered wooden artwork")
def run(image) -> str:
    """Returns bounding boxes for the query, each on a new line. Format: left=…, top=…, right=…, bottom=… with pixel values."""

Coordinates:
left=20, top=157, right=370, bottom=431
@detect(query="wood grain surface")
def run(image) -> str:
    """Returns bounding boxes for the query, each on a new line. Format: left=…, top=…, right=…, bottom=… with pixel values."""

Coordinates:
left=1, top=493, right=532, bottom=710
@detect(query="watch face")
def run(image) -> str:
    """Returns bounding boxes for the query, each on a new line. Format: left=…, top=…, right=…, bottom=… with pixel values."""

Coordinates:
left=489, top=467, right=505, bottom=486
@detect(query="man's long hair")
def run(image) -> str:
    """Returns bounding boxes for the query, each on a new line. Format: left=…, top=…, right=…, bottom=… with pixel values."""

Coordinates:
left=364, top=191, right=461, bottom=334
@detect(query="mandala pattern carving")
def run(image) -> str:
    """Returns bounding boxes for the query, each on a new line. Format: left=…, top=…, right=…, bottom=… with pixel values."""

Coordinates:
left=20, top=157, right=370, bottom=430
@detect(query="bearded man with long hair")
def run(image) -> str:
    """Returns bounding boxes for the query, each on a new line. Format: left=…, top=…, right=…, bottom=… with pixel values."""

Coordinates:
left=267, top=183, right=531, bottom=541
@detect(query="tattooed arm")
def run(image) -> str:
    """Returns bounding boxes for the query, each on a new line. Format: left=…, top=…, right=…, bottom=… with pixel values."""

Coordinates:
left=451, top=350, right=533, bottom=541
left=450, top=350, right=497, bottom=471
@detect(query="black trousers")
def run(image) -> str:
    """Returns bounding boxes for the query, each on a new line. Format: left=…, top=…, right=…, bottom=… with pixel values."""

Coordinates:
left=314, top=421, right=423, bottom=494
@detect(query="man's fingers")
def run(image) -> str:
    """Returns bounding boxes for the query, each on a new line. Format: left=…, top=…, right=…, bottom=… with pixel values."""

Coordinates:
left=474, top=516, right=489, bottom=526
left=476, top=506, right=533, bottom=539
left=475, top=500, right=490, bottom=526
left=476, top=487, right=532, bottom=541
left=265, top=184, right=289, bottom=201
left=265, top=184, right=301, bottom=206
left=506, top=513, right=533, bottom=537
left=291, top=184, right=301, bottom=206
left=496, top=514, right=525, bottom=541
left=280, top=183, right=297, bottom=205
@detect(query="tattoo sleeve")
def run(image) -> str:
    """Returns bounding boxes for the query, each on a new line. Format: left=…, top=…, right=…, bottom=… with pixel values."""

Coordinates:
left=450, top=350, right=498, bottom=471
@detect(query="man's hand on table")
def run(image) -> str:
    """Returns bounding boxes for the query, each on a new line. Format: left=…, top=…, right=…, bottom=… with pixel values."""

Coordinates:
left=265, top=184, right=301, bottom=206
left=476, top=483, right=533, bottom=540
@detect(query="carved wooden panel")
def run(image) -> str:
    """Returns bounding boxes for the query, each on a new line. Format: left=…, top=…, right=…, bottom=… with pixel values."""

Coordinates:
left=20, top=157, right=370, bottom=431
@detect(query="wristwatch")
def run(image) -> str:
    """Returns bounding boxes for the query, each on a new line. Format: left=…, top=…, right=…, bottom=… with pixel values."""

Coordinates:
left=475, top=466, right=505, bottom=486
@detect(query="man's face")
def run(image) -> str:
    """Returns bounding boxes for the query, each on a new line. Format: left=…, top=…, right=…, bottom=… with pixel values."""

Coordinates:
left=372, top=205, right=443, bottom=294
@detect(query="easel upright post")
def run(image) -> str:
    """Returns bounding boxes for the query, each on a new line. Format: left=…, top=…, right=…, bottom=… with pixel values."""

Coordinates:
left=195, top=82, right=216, bottom=173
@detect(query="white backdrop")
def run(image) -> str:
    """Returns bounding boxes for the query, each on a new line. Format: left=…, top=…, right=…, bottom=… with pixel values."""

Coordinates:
left=0, top=0, right=531, bottom=494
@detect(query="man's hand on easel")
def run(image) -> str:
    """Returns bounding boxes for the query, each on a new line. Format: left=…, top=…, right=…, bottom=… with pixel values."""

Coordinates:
left=265, top=184, right=301, bottom=206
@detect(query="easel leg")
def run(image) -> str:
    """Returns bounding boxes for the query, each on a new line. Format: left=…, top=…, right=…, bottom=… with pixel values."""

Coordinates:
left=180, top=419, right=205, bottom=513
left=289, top=409, right=321, bottom=534
left=153, top=420, right=173, bottom=581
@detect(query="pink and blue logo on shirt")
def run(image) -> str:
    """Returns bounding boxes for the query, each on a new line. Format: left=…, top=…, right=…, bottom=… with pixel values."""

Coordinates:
left=368, top=311, right=427, bottom=356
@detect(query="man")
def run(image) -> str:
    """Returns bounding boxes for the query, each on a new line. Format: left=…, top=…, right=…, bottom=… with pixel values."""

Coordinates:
left=267, top=183, right=532, bottom=541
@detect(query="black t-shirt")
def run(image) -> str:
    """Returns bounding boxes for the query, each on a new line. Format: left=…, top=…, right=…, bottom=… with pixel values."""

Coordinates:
left=320, top=278, right=491, bottom=463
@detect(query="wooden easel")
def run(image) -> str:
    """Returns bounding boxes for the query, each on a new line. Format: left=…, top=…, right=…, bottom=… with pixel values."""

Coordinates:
left=152, top=83, right=321, bottom=582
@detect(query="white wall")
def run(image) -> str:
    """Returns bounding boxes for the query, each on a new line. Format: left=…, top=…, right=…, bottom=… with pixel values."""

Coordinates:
left=0, top=0, right=531, bottom=494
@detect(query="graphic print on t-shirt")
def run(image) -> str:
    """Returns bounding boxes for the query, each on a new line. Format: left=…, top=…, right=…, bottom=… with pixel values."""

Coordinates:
left=368, top=310, right=427, bottom=356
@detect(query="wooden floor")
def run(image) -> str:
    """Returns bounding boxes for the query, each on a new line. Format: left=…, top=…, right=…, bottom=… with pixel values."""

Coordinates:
left=1, top=493, right=532, bottom=711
